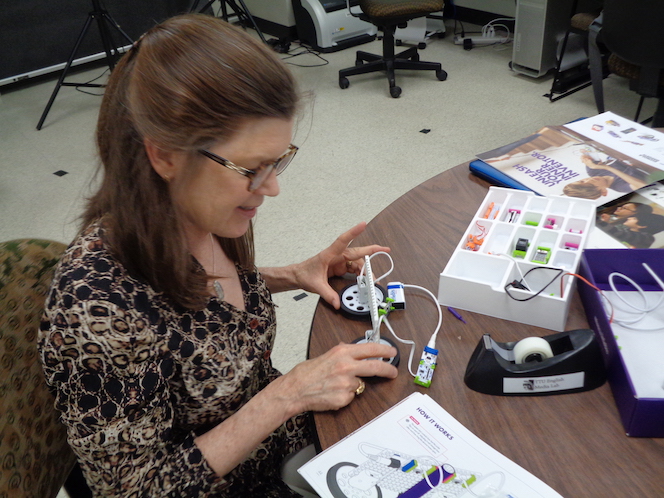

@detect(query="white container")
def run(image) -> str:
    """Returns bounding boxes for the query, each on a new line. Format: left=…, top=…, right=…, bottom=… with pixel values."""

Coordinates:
left=438, top=187, right=595, bottom=331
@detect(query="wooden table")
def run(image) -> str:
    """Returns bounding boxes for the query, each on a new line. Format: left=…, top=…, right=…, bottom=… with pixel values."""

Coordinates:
left=307, top=163, right=664, bottom=497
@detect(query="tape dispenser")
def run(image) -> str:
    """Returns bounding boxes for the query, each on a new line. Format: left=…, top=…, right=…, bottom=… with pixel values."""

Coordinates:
left=464, top=329, right=606, bottom=396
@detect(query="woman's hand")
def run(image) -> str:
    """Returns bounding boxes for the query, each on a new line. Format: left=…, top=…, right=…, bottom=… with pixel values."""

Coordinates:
left=294, top=222, right=390, bottom=309
left=580, top=154, right=596, bottom=168
left=580, top=154, right=608, bottom=169
left=195, top=341, right=396, bottom=478
left=278, top=342, right=398, bottom=415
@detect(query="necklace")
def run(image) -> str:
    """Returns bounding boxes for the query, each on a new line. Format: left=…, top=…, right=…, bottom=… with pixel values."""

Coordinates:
left=210, top=233, right=224, bottom=301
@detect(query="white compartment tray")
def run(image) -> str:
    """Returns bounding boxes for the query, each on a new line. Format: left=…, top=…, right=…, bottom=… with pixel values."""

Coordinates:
left=438, top=187, right=595, bottom=331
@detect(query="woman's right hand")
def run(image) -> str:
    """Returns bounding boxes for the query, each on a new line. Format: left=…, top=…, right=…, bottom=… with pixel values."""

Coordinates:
left=195, top=342, right=396, bottom=478
left=278, top=342, right=398, bottom=415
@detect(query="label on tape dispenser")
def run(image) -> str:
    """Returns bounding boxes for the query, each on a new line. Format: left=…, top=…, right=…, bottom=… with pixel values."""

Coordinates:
left=503, top=372, right=585, bottom=394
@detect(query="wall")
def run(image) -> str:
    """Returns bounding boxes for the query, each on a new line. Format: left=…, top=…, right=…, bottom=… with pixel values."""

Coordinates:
left=0, top=0, right=190, bottom=86
left=454, top=0, right=516, bottom=17
left=243, top=0, right=296, bottom=27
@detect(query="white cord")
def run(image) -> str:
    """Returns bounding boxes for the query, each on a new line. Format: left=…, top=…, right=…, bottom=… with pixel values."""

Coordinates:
left=423, top=465, right=443, bottom=490
left=382, top=283, right=444, bottom=378
left=498, top=253, right=528, bottom=289
left=481, top=17, right=512, bottom=42
left=607, top=263, right=664, bottom=331
left=360, top=251, right=443, bottom=377
left=364, top=251, right=394, bottom=282
left=382, top=316, right=417, bottom=377
left=404, top=284, right=443, bottom=348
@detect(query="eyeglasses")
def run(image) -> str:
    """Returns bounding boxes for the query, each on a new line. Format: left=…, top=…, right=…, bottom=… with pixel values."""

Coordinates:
left=198, top=144, right=298, bottom=191
left=616, top=204, right=637, bottom=213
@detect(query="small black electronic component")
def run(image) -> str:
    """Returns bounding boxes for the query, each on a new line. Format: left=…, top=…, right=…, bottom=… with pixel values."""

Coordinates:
left=513, top=238, right=529, bottom=258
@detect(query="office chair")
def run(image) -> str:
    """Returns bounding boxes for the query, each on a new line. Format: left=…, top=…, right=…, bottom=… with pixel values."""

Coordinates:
left=0, top=239, right=76, bottom=497
left=546, top=0, right=604, bottom=102
left=588, top=0, right=664, bottom=126
left=339, top=0, right=447, bottom=98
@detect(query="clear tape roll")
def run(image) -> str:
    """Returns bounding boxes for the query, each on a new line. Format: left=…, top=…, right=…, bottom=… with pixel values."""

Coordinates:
left=512, top=337, right=554, bottom=364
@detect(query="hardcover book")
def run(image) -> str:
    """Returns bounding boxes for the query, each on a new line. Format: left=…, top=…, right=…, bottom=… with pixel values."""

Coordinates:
left=474, top=112, right=664, bottom=206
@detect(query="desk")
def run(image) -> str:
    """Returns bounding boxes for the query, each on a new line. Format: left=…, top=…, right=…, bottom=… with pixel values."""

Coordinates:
left=307, top=163, right=664, bottom=497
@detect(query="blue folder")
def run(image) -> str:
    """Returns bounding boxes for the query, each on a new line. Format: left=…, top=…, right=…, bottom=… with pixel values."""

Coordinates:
left=469, top=159, right=537, bottom=193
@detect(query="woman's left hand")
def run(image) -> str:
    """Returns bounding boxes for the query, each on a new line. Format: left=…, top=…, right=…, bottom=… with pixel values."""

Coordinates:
left=294, top=222, right=389, bottom=309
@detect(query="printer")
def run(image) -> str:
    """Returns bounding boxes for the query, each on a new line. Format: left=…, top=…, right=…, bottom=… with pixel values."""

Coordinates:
left=292, top=0, right=377, bottom=52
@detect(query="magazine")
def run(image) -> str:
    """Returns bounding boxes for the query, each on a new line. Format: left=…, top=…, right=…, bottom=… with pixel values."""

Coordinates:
left=476, top=112, right=664, bottom=206
left=298, top=392, right=563, bottom=498
left=595, top=180, right=664, bottom=249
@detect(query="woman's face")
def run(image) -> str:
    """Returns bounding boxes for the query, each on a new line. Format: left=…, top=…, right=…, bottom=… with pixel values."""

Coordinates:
left=614, top=203, right=638, bottom=218
left=170, top=117, right=294, bottom=241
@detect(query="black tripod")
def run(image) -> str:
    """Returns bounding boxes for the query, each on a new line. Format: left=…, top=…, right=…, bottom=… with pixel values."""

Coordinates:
left=36, top=0, right=133, bottom=130
left=190, top=0, right=267, bottom=43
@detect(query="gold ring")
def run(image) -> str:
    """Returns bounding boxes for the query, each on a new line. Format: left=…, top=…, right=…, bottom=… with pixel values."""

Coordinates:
left=355, top=379, right=365, bottom=396
left=346, top=260, right=353, bottom=270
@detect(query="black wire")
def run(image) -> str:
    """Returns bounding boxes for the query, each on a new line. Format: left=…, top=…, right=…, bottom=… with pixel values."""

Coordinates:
left=505, top=266, right=565, bottom=302
left=453, top=19, right=467, bottom=37
left=74, top=68, right=111, bottom=96
left=280, top=43, right=329, bottom=67
left=74, top=0, right=130, bottom=96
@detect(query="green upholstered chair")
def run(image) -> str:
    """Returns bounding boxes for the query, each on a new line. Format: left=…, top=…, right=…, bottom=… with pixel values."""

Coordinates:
left=339, top=0, right=447, bottom=98
left=588, top=0, right=664, bottom=126
left=0, top=239, right=76, bottom=498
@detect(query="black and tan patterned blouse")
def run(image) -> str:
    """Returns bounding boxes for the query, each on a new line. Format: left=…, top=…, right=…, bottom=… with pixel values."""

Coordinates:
left=38, top=222, right=310, bottom=497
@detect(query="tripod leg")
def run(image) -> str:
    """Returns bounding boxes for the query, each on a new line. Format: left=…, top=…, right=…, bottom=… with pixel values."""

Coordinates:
left=101, top=12, right=134, bottom=46
left=37, top=15, right=94, bottom=130
left=96, top=12, right=133, bottom=72
left=227, top=0, right=267, bottom=43
left=96, top=12, right=120, bottom=71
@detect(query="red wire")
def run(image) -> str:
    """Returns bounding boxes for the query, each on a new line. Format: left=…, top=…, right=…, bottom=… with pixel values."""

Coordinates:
left=562, top=272, right=614, bottom=323
left=474, top=221, right=488, bottom=240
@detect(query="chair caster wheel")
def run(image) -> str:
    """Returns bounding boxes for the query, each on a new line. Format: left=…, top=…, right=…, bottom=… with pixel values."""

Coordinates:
left=418, top=42, right=427, bottom=50
left=339, top=77, right=350, bottom=89
left=396, top=39, right=403, bottom=46
left=436, top=70, right=448, bottom=81
left=390, top=86, right=402, bottom=98
left=355, top=58, right=363, bottom=66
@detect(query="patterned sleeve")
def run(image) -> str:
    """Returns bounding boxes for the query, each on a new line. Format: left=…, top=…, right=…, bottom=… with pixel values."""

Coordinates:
left=39, top=295, right=229, bottom=497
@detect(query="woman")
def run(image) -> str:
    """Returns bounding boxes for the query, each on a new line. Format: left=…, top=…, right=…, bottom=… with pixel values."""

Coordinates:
left=605, top=212, right=664, bottom=248
left=597, top=201, right=653, bottom=226
left=562, top=153, right=649, bottom=199
left=38, top=14, right=398, bottom=497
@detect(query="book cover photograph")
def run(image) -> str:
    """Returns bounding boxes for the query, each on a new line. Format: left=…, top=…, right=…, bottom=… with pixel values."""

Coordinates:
left=595, top=180, right=664, bottom=248
left=298, top=393, right=563, bottom=498
left=476, top=112, right=664, bottom=205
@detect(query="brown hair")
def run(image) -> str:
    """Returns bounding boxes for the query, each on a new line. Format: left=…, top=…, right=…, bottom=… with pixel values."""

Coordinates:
left=631, top=212, right=664, bottom=234
left=562, top=182, right=602, bottom=200
left=85, top=14, right=298, bottom=309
